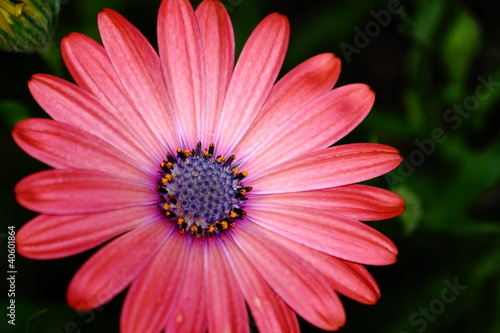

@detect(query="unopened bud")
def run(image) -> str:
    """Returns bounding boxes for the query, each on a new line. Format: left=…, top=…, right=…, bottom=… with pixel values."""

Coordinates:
left=0, top=0, right=60, bottom=53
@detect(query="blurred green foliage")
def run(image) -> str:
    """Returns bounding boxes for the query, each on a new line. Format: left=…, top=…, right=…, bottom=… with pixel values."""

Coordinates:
left=1, top=0, right=499, bottom=332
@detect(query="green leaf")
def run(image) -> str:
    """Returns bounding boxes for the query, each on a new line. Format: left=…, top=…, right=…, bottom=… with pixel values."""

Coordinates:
left=0, top=99, right=31, bottom=128
left=441, top=138, right=500, bottom=215
left=393, top=184, right=422, bottom=234
left=441, top=9, right=482, bottom=102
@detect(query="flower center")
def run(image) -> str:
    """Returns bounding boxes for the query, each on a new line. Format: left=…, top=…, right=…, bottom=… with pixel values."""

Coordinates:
left=156, top=142, right=251, bottom=238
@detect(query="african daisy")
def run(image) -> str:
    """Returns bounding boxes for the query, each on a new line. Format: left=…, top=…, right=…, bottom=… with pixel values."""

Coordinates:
left=14, top=0, right=404, bottom=332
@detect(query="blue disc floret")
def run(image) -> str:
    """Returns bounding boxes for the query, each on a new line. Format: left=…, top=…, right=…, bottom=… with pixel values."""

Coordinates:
left=156, top=142, right=251, bottom=238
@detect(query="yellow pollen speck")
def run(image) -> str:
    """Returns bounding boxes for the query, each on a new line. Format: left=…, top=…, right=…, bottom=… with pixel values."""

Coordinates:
left=208, top=225, right=215, bottom=233
left=217, top=156, right=226, bottom=163
left=179, top=229, right=185, bottom=234
left=233, top=168, right=238, bottom=174
left=240, top=189, right=247, bottom=196
left=220, top=221, right=228, bottom=230
left=161, top=174, right=173, bottom=185
left=230, top=211, right=237, bottom=218
left=190, top=225, right=197, bottom=233
left=242, top=171, right=248, bottom=177
left=195, top=234, right=202, bottom=239
left=163, top=203, right=170, bottom=210
left=184, top=149, right=191, bottom=156
left=177, top=217, right=185, bottom=225
left=203, top=151, right=209, bottom=157
left=167, top=162, right=173, bottom=168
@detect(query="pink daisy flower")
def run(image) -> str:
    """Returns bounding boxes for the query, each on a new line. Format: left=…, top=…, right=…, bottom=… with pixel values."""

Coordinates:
left=14, top=0, right=405, bottom=332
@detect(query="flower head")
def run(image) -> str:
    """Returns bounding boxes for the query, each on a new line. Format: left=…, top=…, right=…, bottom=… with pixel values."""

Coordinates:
left=14, top=0, right=404, bottom=331
left=0, top=0, right=59, bottom=52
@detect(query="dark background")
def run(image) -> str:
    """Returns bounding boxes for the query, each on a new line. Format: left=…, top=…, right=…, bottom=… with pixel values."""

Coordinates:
left=1, top=0, right=499, bottom=332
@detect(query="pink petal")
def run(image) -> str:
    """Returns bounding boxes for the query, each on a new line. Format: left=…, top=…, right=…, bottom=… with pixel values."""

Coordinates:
left=16, top=205, right=159, bottom=260
left=232, top=222, right=346, bottom=331
left=222, top=237, right=300, bottom=333
left=259, top=53, right=341, bottom=121
left=67, top=219, right=169, bottom=311
left=251, top=225, right=381, bottom=304
left=232, top=53, right=341, bottom=163
left=28, top=75, right=153, bottom=165
left=13, top=118, right=154, bottom=182
left=15, top=169, right=157, bottom=215
left=215, top=13, right=290, bottom=156
left=246, top=203, right=397, bottom=265
left=203, top=239, right=248, bottom=333
left=164, top=239, right=206, bottom=333
left=239, top=84, right=375, bottom=172
left=249, top=143, right=402, bottom=193
left=252, top=184, right=405, bottom=221
left=121, top=231, right=187, bottom=333
left=158, top=0, right=205, bottom=148
left=61, top=32, right=166, bottom=161
left=98, top=8, right=181, bottom=150
left=195, top=0, right=235, bottom=145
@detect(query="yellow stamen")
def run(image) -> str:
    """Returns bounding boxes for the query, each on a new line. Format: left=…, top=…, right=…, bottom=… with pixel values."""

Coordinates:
left=161, top=174, right=173, bottom=185
left=0, top=0, right=24, bottom=18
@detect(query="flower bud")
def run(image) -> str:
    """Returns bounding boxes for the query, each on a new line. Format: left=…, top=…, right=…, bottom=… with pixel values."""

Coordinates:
left=0, top=0, right=60, bottom=53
